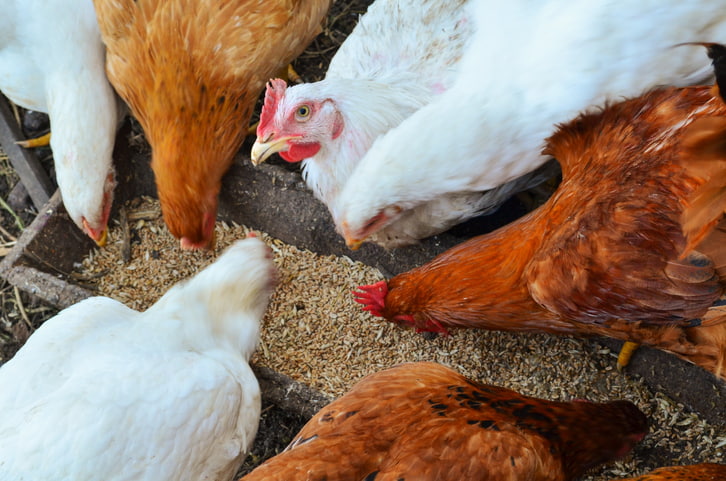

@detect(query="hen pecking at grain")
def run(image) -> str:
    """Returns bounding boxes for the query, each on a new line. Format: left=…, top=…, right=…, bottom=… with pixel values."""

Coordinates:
left=354, top=46, right=726, bottom=380
left=614, top=463, right=726, bottom=480
left=336, top=0, right=726, bottom=249
left=0, top=236, right=276, bottom=480
left=250, top=0, right=558, bottom=249
left=0, top=0, right=123, bottom=245
left=240, top=362, right=648, bottom=481
left=92, top=0, right=331, bottom=249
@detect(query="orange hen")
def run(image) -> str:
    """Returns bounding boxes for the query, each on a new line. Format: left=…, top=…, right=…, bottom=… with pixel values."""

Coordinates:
left=615, top=463, right=726, bottom=480
left=355, top=50, right=726, bottom=380
left=92, top=0, right=331, bottom=248
left=240, top=362, right=648, bottom=481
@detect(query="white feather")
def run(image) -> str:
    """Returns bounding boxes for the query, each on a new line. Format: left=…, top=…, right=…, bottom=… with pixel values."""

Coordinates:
left=0, top=237, right=275, bottom=480
left=261, top=0, right=504, bottom=248
left=0, top=0, right=120, bottom=235
left=337, top=0, right=726, bottom=240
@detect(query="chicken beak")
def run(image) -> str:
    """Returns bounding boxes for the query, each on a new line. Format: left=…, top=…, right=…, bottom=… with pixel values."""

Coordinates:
left=250, top=135, right=300, bottom=166
left=82, top=217, right=108, bottom=247
left=95, top=228, right=108, bottom=247
left=341, top=221, right=364, bottom=250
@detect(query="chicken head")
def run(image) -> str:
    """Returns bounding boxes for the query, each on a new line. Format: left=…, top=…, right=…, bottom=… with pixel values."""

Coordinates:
left=251, top=79, right=344, bottom=166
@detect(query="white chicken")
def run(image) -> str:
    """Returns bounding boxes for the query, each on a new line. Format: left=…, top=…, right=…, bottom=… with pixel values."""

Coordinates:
left=251, top=0, right=558, bottom=249
left=0, top=0, right=120, bottom=245
left=332, top=0, right=726, bottom=248
left=0, top=236, right=276, bottom=480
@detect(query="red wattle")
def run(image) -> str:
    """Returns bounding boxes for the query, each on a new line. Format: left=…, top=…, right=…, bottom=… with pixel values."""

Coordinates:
left=281, top=142, right=321, bottom=163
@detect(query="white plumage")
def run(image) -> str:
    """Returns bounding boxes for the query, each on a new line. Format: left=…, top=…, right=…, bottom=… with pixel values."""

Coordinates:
left=334, top=0, right=726, bottom=246
left=252, top=0, right=554, bottom=249
left=0, top=236, right=276, bottom=480
left=0, top=0, right=120, bottom=243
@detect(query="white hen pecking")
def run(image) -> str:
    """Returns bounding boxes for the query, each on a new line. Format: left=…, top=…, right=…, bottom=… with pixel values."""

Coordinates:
left=0, top=0, right=121, bottom=245
left=0, top=236, right=276, bottom=480
left=334, top=0, right=726, bottom=247
left=251, top=0, right=557, bottom=249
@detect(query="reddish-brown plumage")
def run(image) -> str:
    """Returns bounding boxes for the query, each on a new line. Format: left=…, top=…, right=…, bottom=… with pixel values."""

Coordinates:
left=240, top=362, right=648, bottom=481
left=93, top=0, right=331, bottom=249
left=356, top=84, right=726, bottom=379
left=615, top=463, right=726, bottom=480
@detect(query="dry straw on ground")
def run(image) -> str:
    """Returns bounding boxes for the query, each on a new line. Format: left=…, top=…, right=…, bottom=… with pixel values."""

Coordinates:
left=75, top=197, right=725, bottom=481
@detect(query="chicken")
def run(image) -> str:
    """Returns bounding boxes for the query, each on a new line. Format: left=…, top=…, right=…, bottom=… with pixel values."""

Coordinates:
left=250, top=0, right=558, bottom=249
left=335, top=0, right=726, bottom=249
left=240, top=362, right=648, bottom=481
left=0, top=0, right=122, bottom=245
left=354, top=51, right=726, bottom=380
left=0, top=236, right=276, bottom=480
left=614, top=464, right=726, bottom=480
left=92, top=0, right=331, bottom=249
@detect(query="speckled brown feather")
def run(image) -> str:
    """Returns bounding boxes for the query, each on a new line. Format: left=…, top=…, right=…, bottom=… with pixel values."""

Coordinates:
left=376, top=86, right=726, bottom=379
left=92, top=0, right=331, bottom=246
left=615, top=463, right=726, bottom=480
left=240, top=362, right=647, bottom=481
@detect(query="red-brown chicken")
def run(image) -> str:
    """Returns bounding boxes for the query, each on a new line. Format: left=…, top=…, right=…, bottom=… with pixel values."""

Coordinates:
left=240, top=362, right=648, bottom=481
left=615, top=463, right=726, bottom=480
left=354, top=49, right=726, bottom=380
left=93, top=0, right=331, bottom=249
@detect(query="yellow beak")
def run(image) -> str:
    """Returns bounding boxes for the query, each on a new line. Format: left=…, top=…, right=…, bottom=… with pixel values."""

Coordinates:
left=250, top=135, right=300, bottom=166
left=341, top=221, right=364, bottom=250
left=95, top=228, right=108, bottom=247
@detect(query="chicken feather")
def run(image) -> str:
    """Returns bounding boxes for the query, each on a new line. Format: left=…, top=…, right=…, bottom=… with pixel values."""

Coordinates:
left=240, top=362, right=648, bottom=481
left=336, top=0, right=726, bottom=247
left=0, top=0, right=122, bottom=244
left=251, top=0, right=559, bottom=249
left=93, top=0, right=331, bottom=249
left=355, top=79, right=726, bottom=379
left=613, top=463, right=726, bottom=481
left=0, top=237, right=276, bottom=480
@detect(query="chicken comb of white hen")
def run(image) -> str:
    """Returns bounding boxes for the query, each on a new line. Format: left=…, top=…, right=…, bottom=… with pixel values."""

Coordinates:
left=257, top=79, right=288, bottom=137
left=0, top=236, right=277, bottom=480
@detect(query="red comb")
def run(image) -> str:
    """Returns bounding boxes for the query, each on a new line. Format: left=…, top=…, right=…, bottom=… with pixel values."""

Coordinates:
left=353, top=280, right=389, bottom=317
left=259, top=78, right=288, bottom=135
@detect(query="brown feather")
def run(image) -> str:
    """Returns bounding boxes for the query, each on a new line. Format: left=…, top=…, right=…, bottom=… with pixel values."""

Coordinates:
left=240, top=362, right=647, bottom=481
left=614, top=463, right=726, bottom=481
left=368, top=85, right=726, bottom=379
left=92, top=0, right=331, bottom=247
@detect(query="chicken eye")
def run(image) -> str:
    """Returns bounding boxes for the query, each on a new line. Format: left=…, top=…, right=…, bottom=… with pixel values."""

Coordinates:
left=295, top=105, right=311, bottom=121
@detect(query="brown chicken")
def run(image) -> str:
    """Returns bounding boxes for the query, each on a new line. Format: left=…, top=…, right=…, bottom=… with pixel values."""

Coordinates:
left=615, top=464, right=726, bottom=480
left=93, top=0, right=331, bottom=249
left=354, top=48, right=726, bottom=380
left=240, top=362, right=648, bottom=481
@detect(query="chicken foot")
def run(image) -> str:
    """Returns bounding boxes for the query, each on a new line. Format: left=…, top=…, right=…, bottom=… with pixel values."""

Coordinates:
left=16, top=132, right=50, bottom=148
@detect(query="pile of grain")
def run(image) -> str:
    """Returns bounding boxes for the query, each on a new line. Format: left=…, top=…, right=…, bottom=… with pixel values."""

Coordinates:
left=76, top=197, right=725, bottom=480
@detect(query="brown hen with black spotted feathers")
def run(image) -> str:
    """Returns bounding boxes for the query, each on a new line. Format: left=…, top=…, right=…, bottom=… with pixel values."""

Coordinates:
left=615, top=463, right=726, bottom=480
left=239, top=362, right=647, bottom=481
